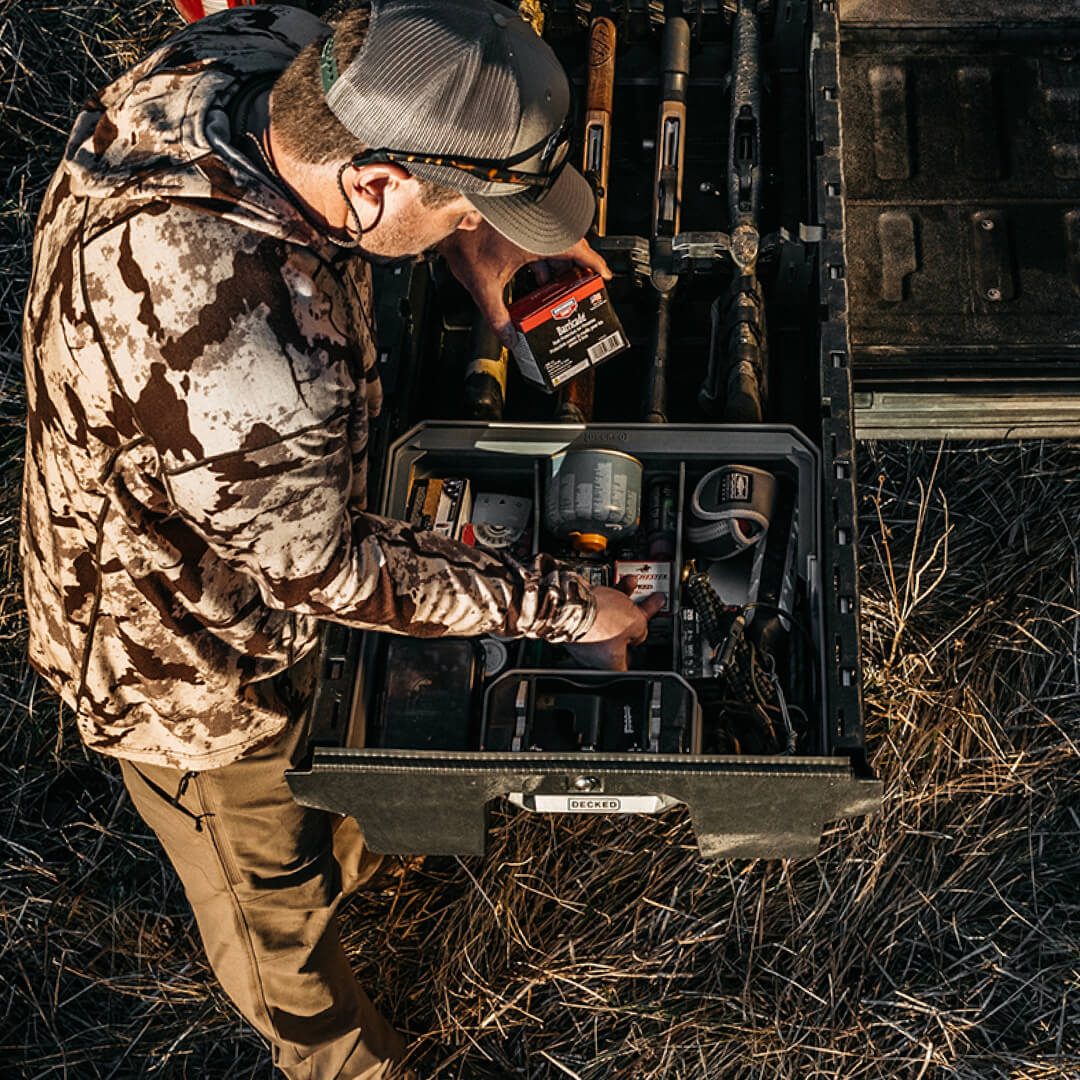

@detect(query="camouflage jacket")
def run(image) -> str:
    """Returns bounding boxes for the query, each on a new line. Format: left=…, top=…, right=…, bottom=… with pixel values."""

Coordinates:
left=21, top=7, right=595, bottom=770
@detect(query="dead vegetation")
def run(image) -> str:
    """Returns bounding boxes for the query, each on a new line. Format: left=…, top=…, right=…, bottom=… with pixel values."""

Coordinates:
left=2, top=2, right=1079, bottom=1077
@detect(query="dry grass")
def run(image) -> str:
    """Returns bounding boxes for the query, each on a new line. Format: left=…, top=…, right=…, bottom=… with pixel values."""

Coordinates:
left=2, top=2, right=1079, bottom=1078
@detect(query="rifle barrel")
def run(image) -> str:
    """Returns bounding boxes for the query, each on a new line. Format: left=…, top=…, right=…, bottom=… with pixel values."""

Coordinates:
left=701, top=0, right=769, bottom=421
left=644, top=288, right=672, bottom=424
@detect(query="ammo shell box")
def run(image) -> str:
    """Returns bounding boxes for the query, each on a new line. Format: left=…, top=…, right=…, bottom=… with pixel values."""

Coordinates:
left=509, top=270, right=630, bottom=391
left=287, top=1, right=1080, bottom=857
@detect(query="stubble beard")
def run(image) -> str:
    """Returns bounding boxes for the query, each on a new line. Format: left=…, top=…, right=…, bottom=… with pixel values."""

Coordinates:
left=354, top=200, right=466, bottom=265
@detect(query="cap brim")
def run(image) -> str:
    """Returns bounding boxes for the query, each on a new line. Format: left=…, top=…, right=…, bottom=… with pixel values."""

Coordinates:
left=463, top=163, right=595, bottom=256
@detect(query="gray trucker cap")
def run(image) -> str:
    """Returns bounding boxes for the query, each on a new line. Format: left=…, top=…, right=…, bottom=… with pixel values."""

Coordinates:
left=322, top=0, right=594, bottom=255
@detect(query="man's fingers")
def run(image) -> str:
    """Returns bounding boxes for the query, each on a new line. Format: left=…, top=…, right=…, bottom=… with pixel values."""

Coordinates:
left=556, top=239, right=612, bottom=280
left=442, top=229, right=611, bottom=349
left=487, top=305, right=513, bottom=347
left=440, top=262, right=513, bottom=343
left=616, top=578, right=664, bottom=617
left=466, top=282, right=512, bottom=346
left=436, top=223, right=527, bottom=345
left=638, top=593, right=666, bottom=620
left=497, top=319, right=516, bottom=349
left=626, top=593, right=666, bottom=647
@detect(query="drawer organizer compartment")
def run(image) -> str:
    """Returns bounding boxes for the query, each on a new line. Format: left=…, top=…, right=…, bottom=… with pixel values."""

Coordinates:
left=288, top=423, right=881, bottom=859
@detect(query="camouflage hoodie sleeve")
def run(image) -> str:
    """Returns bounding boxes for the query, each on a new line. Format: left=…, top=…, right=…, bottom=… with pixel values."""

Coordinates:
left=81, top=204, right=596, bottom=642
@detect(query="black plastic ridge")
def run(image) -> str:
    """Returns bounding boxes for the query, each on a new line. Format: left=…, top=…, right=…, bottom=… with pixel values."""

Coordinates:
left=811, top=0, right=866, bottom=766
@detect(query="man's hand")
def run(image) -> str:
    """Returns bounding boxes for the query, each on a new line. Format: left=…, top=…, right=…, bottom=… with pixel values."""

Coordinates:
left=436, top=222, right=611, bottom=348
left=564, top=576, right=666, bottom=672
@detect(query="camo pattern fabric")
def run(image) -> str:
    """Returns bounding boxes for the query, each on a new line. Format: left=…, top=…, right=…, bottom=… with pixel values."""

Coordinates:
left=21, top=7, right=595, bottom=770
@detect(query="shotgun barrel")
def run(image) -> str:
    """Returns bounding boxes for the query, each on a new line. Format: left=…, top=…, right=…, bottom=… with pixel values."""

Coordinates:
left=644, top=288, right=673, bottom=424
left=643, top=15, right=690, bottom=425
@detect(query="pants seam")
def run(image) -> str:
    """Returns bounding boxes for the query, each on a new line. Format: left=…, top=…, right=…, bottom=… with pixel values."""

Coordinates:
left=191, top=773, right=281, bottom=1047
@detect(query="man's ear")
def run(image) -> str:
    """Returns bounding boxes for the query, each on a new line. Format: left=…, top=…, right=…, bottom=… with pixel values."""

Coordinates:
left=455, top=209, right=485, bottom=232
left=346, top=161, right=412, bottom=211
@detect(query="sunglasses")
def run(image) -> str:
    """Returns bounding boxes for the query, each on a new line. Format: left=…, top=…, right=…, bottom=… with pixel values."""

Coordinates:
left=321, top=32, right=574, bottom=191
left=350, top=111, right=574, bottom=193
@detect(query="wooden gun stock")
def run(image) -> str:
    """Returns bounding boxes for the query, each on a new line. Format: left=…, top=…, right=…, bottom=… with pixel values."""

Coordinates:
left=558, top=17, right=616, bottom=424
left=583, top=16, right=616, bottom=235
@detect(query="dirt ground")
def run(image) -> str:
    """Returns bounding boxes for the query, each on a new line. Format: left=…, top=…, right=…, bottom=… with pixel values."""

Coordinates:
left=1, top=2, right=1078, bottom=1077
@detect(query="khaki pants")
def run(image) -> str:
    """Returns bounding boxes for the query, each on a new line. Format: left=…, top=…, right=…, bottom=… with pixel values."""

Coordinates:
left=118, top=682, right=407, bottom=1080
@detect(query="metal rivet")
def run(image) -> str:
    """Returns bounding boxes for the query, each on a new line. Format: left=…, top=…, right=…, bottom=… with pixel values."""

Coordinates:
left=573, top=776, right=598, bottom=792
left=986, top=287, right=1002, bottom=301
left=980, top=218, right=995, bottom=231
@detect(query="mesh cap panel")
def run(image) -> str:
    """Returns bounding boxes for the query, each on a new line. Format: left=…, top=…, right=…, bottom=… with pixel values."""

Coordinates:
left=325, top=0, right=593, bottom=249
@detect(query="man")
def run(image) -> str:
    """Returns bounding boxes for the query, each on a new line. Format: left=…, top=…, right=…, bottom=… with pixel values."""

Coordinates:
left=21, top=1, right=661, bottom=1076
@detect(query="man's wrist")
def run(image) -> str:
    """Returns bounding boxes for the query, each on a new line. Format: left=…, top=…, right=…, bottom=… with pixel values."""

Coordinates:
left=568, top=588, right=598, bottom=642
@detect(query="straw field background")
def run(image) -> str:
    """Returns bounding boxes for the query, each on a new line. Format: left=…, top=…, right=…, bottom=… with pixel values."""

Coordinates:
left=1, top=1, right=1078, bottom=1077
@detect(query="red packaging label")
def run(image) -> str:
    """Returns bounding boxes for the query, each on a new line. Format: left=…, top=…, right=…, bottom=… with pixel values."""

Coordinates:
left=508, top=269, right=629, bottom=392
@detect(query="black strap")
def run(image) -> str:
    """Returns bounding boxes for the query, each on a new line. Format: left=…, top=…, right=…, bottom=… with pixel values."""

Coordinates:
left=129, top=765, right=211, bottom=832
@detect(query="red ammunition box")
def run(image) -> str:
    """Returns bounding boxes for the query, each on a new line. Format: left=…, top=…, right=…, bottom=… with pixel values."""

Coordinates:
left=614, top=560, right=672, bottom=611
left=508, top=269, right=629, bottom=393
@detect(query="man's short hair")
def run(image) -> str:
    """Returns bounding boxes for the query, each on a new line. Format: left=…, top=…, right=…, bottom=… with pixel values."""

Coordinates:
left=271, top=7, right=462, bottom=210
